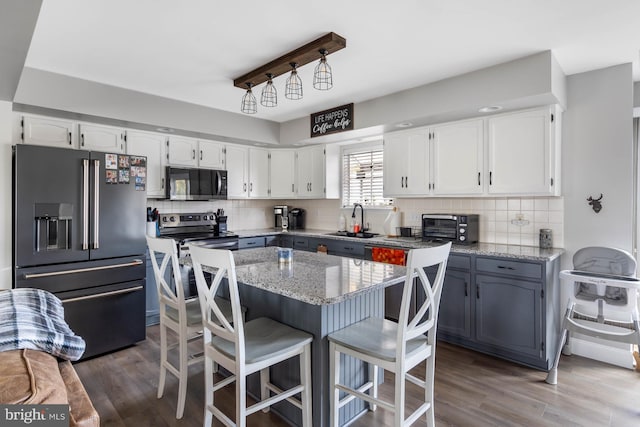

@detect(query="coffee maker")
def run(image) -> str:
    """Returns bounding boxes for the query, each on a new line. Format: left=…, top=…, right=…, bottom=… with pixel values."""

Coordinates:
left=288, top=208, right=306, bottom=230
left=274, top=205, right=289, bottom=230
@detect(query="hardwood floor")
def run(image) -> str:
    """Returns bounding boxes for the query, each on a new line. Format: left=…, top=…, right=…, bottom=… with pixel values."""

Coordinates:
left=74, top=325, right=640, bottom=426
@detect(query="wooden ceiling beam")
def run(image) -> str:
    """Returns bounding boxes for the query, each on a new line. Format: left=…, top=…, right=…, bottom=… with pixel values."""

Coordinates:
left=233, top=32, right=346, bottom=89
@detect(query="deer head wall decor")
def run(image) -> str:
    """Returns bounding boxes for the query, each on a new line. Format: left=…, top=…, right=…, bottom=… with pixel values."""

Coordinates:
left=587, top=194, right=603, bottom=213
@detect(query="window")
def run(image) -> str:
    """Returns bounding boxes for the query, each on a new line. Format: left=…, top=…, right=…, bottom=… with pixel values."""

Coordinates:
left=342, top=143, right=393, bottom=207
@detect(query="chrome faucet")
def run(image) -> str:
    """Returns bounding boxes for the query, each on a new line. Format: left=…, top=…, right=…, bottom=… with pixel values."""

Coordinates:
left=351, top=203, right=367, bottom=232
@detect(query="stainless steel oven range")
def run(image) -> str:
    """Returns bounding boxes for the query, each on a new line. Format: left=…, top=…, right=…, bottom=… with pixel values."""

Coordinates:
left=158, top=212, right=239, bottom=256
left=157, top=212, right=239, bottom=299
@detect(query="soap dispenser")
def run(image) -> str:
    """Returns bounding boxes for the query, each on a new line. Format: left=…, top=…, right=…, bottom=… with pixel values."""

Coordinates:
left=338, top=213, right=347, bottom=231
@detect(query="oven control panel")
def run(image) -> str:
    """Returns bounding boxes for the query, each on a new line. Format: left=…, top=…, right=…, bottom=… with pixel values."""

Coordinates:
left=160, top=212, right=216, bottom=228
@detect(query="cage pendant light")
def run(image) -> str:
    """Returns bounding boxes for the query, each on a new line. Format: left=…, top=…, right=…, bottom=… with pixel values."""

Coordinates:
left=260, top=73, right=277, bottom=107
left=313, top=49, right=333, bottom=90
left=285, top=63, right=303, bottom=100
left=240, top=83, right=257, bottom=114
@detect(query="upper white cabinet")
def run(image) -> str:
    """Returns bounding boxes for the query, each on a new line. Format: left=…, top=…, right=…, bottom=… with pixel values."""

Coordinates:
left=20, top=115, right=75, bottom=148
left=384, top=130, right=429, bottom=197
left=226, top=145, right=249, bottom=198
left=167, top=136, right=225, bottom=169
left=198, top=139, right=225, bottom=169
left=167, top=136, right=198, bottom=167
left=226, top=146, right=270, bottom=199
left=384, top=107, right=561, bottom=198
left=270, top=150, right=296, bottom=198
left=126, top=130, right=167, bottom=198
left=248, top=148, right=270, bottom=198
left=432, top=119, right=484, bottom=195
left=297, top=145, right=326, bottom=198
left=488, top=106, right=560, bottom=196
left=79, top=123, right=125, bottom=153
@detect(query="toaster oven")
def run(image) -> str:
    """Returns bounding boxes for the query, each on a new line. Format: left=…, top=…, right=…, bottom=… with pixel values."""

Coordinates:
left=422, top=214, right=479, bottom=244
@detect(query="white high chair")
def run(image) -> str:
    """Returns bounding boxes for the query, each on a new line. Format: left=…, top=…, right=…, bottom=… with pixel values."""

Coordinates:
left=545, top=246, right=640, bottom=385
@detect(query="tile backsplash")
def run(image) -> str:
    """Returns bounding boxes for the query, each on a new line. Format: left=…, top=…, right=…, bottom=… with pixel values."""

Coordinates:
left=147, top=196, right=564, bottom=248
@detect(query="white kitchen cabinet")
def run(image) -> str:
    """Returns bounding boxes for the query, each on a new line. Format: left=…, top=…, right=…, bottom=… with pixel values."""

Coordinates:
left=487, top=106, right=560, bottom=196
left=79, top=123, right=125, bottom=153
left=226, top=145, right=249, bottom=198
left=270, top=149, right=296, bottom=198
left=20, top=115, right=76, bottom=148
left=383, top=130, right=429, bottom=197
left=226, top=145, right=269, bottom=199
left=167, top=136, right=225, bottom=169
left=296, top=145, right=326, bottom=198
left=126, top=130, right=167, bottom=198
left=198, top=139, right=225, bottom=169
left=249, top=148, right=270, bottom=198
left=432, top=119, right=484, bottom=195
left=167, top=136, right=198, bottom=167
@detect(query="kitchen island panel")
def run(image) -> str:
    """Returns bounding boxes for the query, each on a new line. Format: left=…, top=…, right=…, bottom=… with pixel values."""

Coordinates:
left=235, top=281, right=385, bottom=427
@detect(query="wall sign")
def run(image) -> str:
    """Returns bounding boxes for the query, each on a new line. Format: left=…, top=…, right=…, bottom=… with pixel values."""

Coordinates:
left=310, top=103, right=354, bottom=138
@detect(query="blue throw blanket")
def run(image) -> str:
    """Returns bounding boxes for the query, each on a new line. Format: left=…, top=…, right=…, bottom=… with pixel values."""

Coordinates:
left=0, top=288, right=86, bottom=361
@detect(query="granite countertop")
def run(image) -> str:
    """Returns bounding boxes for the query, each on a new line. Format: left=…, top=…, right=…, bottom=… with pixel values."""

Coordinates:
left=181, top=247, right=406, bottom=306
left=234, top=228, right=564, bottom=262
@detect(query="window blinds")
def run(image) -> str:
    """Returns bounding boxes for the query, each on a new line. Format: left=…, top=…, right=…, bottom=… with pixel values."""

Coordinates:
left=342, top=147, right=392, bottom=207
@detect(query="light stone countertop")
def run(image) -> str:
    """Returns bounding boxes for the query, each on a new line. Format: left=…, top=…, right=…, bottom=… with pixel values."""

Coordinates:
left=234, top=228, right=564, bottom=262
left=181, top=247, right=406, bottom=306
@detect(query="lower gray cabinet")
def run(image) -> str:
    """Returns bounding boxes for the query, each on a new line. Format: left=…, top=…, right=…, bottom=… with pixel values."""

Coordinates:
left=434, top=253, right=559, bottom=370
left=437, top=269, right=472, bottom=339
left=326, top=240, right=365, bottom=258
left=238, top=236, right=266, bottom=249
left=475, top=274, right=542, bottom=359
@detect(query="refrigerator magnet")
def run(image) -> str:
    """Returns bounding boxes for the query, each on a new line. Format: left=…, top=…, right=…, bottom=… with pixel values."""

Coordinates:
left=118, top=155, right=130, bottom=169
left=119, top=169, right=130, bottom=184
left=106, top=169, right=118, bottom=184
left=105, top=153, right=118, bottom=170
left=130, top=156, right=146, bottom=167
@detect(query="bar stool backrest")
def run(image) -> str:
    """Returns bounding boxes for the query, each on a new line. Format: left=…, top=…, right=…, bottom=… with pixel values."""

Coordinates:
left=397, top=243, right=452, bottom=356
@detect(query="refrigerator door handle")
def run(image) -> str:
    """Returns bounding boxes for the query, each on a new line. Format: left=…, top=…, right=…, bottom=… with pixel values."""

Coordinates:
left=82, top=159, right=89, bottom=250
left=93, top=159, right=100, bottom=249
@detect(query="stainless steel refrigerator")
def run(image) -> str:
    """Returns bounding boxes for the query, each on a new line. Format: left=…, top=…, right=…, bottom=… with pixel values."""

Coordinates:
left=13, top=144, right=147, bottom=359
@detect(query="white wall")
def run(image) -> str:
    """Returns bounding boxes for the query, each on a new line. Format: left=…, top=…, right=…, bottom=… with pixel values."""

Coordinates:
left=0, top=101, right=13, bottom=289
left=562, top=64, right=635, bottom=367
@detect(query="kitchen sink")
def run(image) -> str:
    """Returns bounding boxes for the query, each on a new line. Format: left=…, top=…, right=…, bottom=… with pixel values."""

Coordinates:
left=326, top=231, right=379, bottom=239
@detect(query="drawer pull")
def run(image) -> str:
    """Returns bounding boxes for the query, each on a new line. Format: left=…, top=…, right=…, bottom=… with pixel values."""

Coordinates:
left=61, top=285, right=143, bottom=303
left=24, top=259, right=143, bottom=279
left=497, top=266, right=515, bottom=270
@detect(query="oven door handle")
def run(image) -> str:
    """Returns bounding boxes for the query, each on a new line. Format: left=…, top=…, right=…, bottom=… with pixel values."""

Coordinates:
left=191, top=241, right=238, bottom=250
left=216, top=170, right=223, bottom=196
left=423, top=214, right=457, bottom=220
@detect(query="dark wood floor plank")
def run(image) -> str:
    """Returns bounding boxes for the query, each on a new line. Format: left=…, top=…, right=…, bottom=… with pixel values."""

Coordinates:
left=74, top=326, right=640, bottom=426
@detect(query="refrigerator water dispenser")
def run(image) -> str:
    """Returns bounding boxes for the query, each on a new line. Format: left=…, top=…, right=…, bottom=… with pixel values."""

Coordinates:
left=35, top=203, right=72, bottom=251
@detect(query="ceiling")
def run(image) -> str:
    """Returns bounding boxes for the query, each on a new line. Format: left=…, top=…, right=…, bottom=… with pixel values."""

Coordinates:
left=20, top=0, right=640, bottom=124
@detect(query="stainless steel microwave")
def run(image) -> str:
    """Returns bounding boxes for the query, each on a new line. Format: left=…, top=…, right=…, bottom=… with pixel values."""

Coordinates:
left=422, top=214, right=479, bottom=244
left=165, top=167, right=227, bottom=200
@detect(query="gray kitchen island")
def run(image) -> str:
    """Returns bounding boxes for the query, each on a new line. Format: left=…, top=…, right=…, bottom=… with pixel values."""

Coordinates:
left=182, top=247, right=406, bottom=427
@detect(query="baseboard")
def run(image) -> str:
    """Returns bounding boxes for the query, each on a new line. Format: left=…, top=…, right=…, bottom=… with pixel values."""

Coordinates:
left=569, top=335, right=635, bottom=369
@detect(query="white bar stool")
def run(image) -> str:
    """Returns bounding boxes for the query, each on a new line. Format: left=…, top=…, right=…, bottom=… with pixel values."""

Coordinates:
left=328, top=243, right=451, bottom=427
left=190, top=245, right=313, bottom=427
